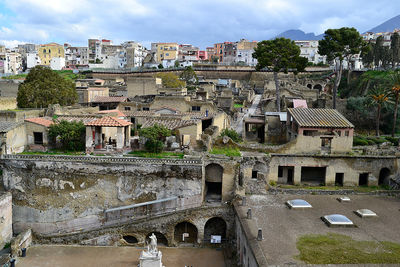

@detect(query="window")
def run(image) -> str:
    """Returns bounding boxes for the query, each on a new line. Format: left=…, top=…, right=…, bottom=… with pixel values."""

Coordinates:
left=33, top=132, right=43, bottom=145
left=192, top=106, right=201, bottom=111
left=345, top=130, right=349, bottom=137
left=252, top=170, right=258, bottom=179
left=124, top=107, right=131, bottom=111
left=142, top=107, right=149, bottom=111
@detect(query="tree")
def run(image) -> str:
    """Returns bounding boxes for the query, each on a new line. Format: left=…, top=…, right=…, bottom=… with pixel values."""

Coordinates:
left=253, top=38, right=307, bottom=112
left=318, top=27, right=366, bottom=109
left=48, top=120, right=86, bottom=151
left=391, top=71, right=400, bottom=136
left=158, top=63, right=164, bottom=69
left=17, top=66, right=77, bottom=108
left=174, top=60, right=180, bottom=68
left=139, top=124, right=172, bottom=153
left=155, top=72, right=185, bottom=88
left=361, top=42, right=374, bottom=69
left=180, top=66, right=198, bottom=90
left=391, top=32, right=400, bottom=68
left=368, top=87, right=390, bottom=136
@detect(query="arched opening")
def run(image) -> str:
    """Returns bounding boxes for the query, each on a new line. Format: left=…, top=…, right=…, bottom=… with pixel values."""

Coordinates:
left=378, top=168, right=391, bottom=186
left=307, top=84, right=312, bottom=89
left=145, top=232, right=168, bottom=247
left=313, top=84, right=322, bottom=91
left=174, top=221, right=198, bottom=244
left=205, top=163, right=223, bottom=202
left=252, top=162, right=268, bottom=179
left=123, top=235, right=138, bottom=244
left=204, top=217, right=227, bottom=244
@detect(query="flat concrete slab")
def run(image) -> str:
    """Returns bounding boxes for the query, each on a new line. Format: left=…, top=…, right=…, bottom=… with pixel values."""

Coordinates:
left=236, top=194, right=400, bottom=265
left=16, top=245, right=225, bottom=267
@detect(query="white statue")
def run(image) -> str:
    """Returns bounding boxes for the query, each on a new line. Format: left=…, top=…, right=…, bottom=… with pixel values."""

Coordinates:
left=148, top=233, right=158, bottom=254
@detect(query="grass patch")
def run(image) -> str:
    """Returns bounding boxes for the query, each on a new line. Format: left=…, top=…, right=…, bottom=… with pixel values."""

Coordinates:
left=127, top=151, right=184, bottom=159
left=234, top=103, right=243, bottom=108
left=20, top=150, right=85, bottom=156
left=296, top=233, right=400, bottom=264
left=210, top=147, right=241, bottom=157
left=1, top=74, right=27, bottom=80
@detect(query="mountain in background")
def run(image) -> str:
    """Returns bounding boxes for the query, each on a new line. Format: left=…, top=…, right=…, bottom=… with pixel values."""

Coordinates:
left=366, top=14, right=400, bottom=33
left=275, top=29, right=324, bottom=41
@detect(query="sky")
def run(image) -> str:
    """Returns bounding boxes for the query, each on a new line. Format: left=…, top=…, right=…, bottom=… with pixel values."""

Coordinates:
left=0, top=0, right=399, bottom=49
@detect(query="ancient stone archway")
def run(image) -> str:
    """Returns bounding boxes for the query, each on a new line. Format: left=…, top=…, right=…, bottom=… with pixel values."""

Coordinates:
left=313, top=84, right=323, bottom=91
left=145, top=232, right=168, bottom=246
left=205, top=163, right=223, bottom=201
left=378, top=168, right=391, bottom=186
left=123, top=235, right=138, bottom=244
left=174, top=221, right=198, bottom=244
left=204, top=217, right=227, bottom=243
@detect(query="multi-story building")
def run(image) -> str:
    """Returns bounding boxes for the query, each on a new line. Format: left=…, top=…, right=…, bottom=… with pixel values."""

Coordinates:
left=234, top=39, right=258, bottom=66
left=178, top=44, right=199, bottom=62
left=88, top=39, right=112, bottom=63
left=295, top=40, right=326, bottom=65
left=123, top=41, right=147, bottom=69
left=1, top=51, right=23, bottom=74
left=64, top=45, right=89, bottom=66
left=38, top=43, right=65, bottom=68
left=222, top=42, right=237, bottom=64
left=154, top=43, right=179, bottom=67
left=26, top=52, right=41, bottom=69
left=214, top=43, right=225, bottom=62
left=206, top=47, right=215, bottom=62
left=197, top=50, right=208, bottom=61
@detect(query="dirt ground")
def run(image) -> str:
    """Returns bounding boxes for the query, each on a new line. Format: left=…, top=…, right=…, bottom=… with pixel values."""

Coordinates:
left=16, top=245, right=225, bottom=267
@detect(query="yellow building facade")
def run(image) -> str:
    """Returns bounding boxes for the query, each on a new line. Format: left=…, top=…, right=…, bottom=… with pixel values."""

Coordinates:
left=38, top=43, right=65, bottom=66
left=155, top=43, right=178, bottom=63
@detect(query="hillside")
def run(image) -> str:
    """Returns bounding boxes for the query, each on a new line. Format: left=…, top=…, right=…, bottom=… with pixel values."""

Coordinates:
left=366, top=14, right=400, bottom=33
left=275, top=29, right=324, bottom=41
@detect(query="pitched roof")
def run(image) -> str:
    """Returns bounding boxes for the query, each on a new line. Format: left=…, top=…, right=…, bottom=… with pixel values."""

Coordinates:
left=0, top=121, right=23, bottom=132
left=124, top=110, right=156, bottom=117
left=55, top=115, right=100, bottom=124
left=288, top=108, right=354, bottom=128
left=85, top=116, right=132, bottom=127
left=92, top=96, right=127, bottom=103
left=97, top=109, right=126, bottom=117
left=141, top=118, right=199, bottom=130
left=25, top=117, right=54, bottom=127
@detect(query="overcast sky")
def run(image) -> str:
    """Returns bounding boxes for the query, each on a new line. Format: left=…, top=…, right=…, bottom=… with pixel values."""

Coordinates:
left=0, top=0, right=399, bottom=49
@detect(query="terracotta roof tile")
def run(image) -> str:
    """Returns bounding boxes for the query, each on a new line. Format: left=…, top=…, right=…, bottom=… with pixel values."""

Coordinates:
left=288, top=108, right=354, bottom=128
left=25, top=117, right=54, bottom=127
left=97, top=109, right=126, bottom=117
left=141, top=118, right=199, bottom=130
left=85, top=116, right=132, bottom=127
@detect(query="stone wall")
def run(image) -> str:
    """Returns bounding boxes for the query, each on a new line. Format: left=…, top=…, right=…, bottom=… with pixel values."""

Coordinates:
left=0, top=192, right=12, bottom=249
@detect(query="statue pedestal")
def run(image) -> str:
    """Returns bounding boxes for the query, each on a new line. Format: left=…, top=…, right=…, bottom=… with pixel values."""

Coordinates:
left=139, top=250, right=164, bottom=267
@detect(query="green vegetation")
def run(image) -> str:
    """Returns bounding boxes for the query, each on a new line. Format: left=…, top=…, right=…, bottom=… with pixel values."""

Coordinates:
left=318, top=27, right=366, bottom=109
left=210, top=147, right=241, bottom=157
left=139, top=124, right=172, bottom=153
left=179, top=66, right=198, bottom=90
left=353, top=135, right=398, bottom=146
left=54, top=70, right=86, bottom=81
left=253, top=37, right=307, bottom=112
left=48, top=120, right=86, bottom=151
left=17, top=66, right=77, bottom=108
left=127, top=151, right=184, bottom=159
left=234, top=103, right=243, bottom=108
left=155, top=72, right=185, bottom=88
left=296, top=233, right=400, bottom=264
left=3, top=242, right=10, bottom=249
left=219, top=128, right=242, bottom=143
left=1, top=74, right=27, bottom=80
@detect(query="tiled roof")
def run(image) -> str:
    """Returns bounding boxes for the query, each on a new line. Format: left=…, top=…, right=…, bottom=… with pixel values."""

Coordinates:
left=97, top=109, right=126, bottom=117
left=92, top=96, right=127, bottom=103
left=124, top=110, right=157, bottom=117
left=25, top=117, right=54, bottom=127
left=141, top=118, right=199, bottom=130
left=87, top=87, right=108, bottom=91
left=288, top=108, right=354, bottom=128
left=85, top=116, right=132, bottom=127
left=55, top=115, right=100, bottom=124
left=0, top=121, right=23, bottom=132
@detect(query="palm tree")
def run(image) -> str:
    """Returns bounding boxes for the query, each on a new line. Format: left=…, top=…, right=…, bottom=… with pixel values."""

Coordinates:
left=390, top=71, right=400, bottom=137
left=368, top=87, right=390, bottom=136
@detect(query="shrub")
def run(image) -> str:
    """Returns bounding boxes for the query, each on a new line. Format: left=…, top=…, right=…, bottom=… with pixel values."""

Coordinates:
left=384, top=136, right=399, bottom=146
left=48, top=120, right=86, bottom=151
left=353, top=136, right=368, bottom=146
left=139, top=124, right=172, bottom=153
left=220, top=129, right=242, bottom=143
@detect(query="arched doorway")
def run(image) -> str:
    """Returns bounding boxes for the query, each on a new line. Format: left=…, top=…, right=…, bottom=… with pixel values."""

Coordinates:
left=205, top=163, right=223, bottom=201
left=174, top=221, right=198, bottom=244
left=313, top=84, right=322, bottom=91
left=204, top=217, right=227, bottom=244
left=123, top=235, right=138, bottom=244
left=145, top=232, right=168, bottom=246
left=378, top=168, right=391, bottom=186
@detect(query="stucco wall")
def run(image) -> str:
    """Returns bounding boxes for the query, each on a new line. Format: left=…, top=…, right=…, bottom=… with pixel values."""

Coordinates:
left=5, top=124, right=26, bottom=154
